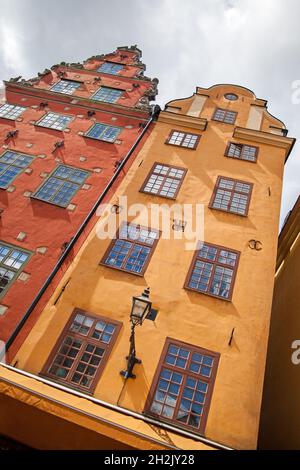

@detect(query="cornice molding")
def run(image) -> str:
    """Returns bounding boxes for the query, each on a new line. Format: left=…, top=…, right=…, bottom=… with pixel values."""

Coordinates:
left=233, top=126, right=295, bottom=161
left=4, top=82, right=151, bottom=119
left=158, top=110, right=207, bottom=131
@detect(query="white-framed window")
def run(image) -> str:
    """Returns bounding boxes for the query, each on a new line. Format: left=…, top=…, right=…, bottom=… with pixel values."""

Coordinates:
left=36, top=112, right=73, bottom=131
left=0, top=103, right=26, bottom=120
left=51, top=80, right=81, bottom=95
left=91, top=87, right=123, bottom=104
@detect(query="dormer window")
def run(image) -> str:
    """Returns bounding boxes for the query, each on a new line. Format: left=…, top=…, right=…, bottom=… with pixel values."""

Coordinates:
left=97, top=62, right=124, bottom=75
left=51, top=80, right=81, bottom=95
left=91, top=87, right=123, bottom=104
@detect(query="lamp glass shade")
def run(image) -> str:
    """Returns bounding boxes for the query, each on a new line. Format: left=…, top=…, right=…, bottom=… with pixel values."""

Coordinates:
left=131, top=295, right=151, bottom=325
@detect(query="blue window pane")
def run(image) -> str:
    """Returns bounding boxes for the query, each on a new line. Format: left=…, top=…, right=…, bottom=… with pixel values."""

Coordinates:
left=158, top=379, right=168, bottom=391
left=189, top=362, right=200, bottom=373
left=176, top=357, right=187, bottom=368
left=203, top=356, right=213, bottom=366
left=97, top=62, right=124, bottom=74
left=186, top=377, right=196, bottom=389
left=37, top=112, right=73, bottom=131
left=161, top=369, right=172, bottom=380
left=194, top=392, right=205, bottom=403
left=196, top=381, right=208, bottom=392
left=86, top=123, right=121, bottom=142
left=191, top=403, right=203, bottom=414
left=166, top=354, right=176, bottom=366
left=172, top=372, right=183, bottom=384
left=101, top=333, right=111, bottom=343
left=192, top=353, right=203, bottom=363
left=34, top=165, right=89, bottom=207
left=182, top=388, right=193, bottom=399
left=168, top=345, right=179, bottom=355
left=92, top=87, right=123, bottom=104
left=0, top=151, right=34, bottom=188
left=104, top=324, right=115, bottom=334
left=169, top=383, right=180, bottom=395
left=200, top=366, right=211, bottom=377
left=180, top=399, right=192, bottom=413
left=51, top=80, right=81, bottom=95
left=178, top=348, right=189, bottom=358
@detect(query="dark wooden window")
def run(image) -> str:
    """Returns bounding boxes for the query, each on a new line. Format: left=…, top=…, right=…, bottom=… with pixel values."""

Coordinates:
left=166, top=130, right=200, bottom=149
left=225, top=142, right=258, bottom=162
left=209, top=176, right=253, bottom=216
left=212, top=108, right=237, bottom=124
left=144, top=338, right=219, bottom=435
left=185, top=242, right=240, bottom=301
left=41, top=309, right=121, bottom=394
left=100, top=223, right=160, bottom=276
left=140, top=163, right=187, bottom=199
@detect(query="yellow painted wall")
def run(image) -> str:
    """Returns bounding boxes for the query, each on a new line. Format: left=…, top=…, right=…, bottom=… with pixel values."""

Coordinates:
left=9, top=84, right=293, bottom=450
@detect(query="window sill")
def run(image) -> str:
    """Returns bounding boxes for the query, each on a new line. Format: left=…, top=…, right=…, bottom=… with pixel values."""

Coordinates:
left=184, top=285, right=232, bottom=302
left=83, top=134, right=116, bottom=144
left=99, top=262, right=145, bottom=277
left=209, top=205, right=248, bottom=218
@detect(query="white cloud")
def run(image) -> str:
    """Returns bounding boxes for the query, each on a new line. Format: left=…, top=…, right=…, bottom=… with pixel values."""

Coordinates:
left=0, top=20, right=26, bottom=74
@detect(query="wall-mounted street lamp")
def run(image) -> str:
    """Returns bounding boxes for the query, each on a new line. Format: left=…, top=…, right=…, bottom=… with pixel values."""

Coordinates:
left=120, top=287, right=152, bottom=379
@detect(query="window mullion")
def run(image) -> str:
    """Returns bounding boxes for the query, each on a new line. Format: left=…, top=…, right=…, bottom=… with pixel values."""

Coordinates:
left=159, top=174, right=169, bottom=193
left=173, top=370, right=187, bottom=422
left=50, top=179, right=65, bottom=203
left=180, top=133, right=187, bottom=147
left=228, top=187, right=235, bottom=210
left=65, top=334, right=86, bottom=383
left=121, top=241, right=135, bottom=270
left=207, top=253, right=218, bottom=294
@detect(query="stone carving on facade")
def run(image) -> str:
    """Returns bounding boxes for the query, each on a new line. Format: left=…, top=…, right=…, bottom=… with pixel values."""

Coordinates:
left=8, top=76, right=22, bottom=83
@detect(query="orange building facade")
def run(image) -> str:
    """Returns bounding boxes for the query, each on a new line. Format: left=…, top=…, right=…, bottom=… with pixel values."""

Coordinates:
left=0, top=46, right=158, bottom=352
left=0, top=83, right=296, bottom=450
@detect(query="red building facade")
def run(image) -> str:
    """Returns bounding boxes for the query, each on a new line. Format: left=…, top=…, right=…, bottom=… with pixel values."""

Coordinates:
left=0, top=45, right=158, bottom=353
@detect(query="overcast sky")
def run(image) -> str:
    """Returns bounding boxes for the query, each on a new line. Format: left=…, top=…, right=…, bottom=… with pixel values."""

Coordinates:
left=0, top=0, right=299, bottom=227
